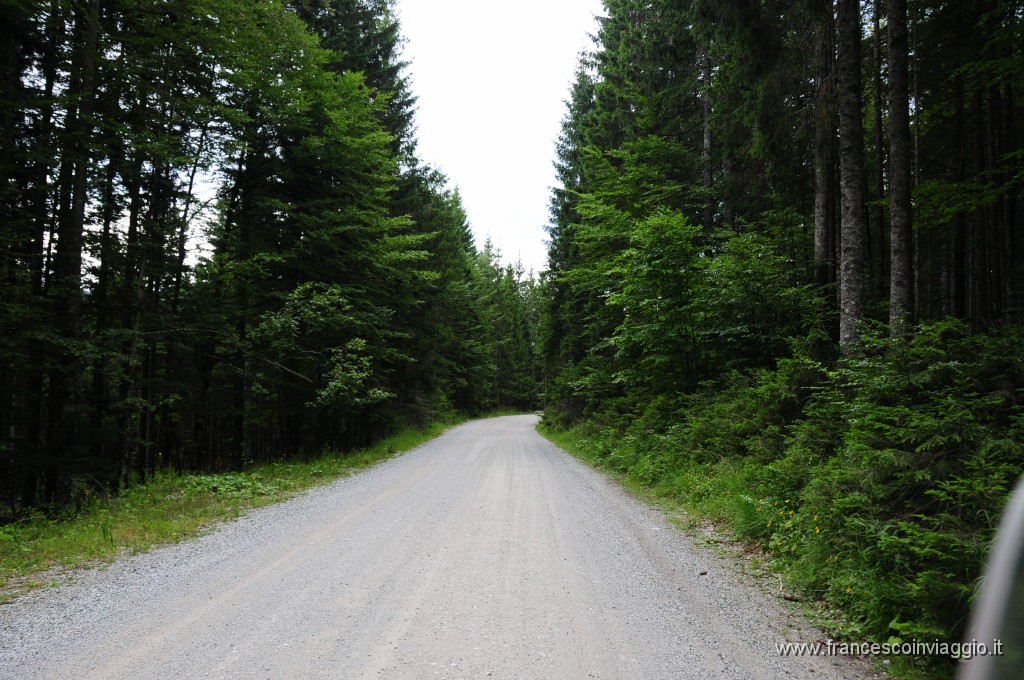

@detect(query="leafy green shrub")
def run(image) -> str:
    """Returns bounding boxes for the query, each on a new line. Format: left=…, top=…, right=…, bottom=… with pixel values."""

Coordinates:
left=689, top=233, right=819, bottom=374
left=181, top=472, right=286, bottom=499
left=552, top=318, right=1023, bottom=678
left=791, top=321, right=1024, bottom=645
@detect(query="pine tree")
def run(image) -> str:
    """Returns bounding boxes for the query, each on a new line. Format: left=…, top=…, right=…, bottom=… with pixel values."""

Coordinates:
left=836, top=0, right=867, bottom=351
left=289, top=0, right=417, bottom=160
left=888, top=0, right=914, bottom=332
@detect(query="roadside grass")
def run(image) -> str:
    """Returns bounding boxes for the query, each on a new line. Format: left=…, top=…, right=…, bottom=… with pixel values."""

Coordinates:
left=538, top=421, right=763, bottom=553
left=537, top=422, right=686, bottom=516
left=536, top=420, right=904, bottom=679
left=0, top=417, right=470, bottom=602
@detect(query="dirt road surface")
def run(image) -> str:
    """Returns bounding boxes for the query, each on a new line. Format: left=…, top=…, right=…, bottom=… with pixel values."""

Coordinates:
left=0, top=415, right=878, bottom=679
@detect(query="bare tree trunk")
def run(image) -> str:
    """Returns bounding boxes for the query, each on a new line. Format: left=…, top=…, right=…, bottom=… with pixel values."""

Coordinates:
left=888, top=0, right=913, bottom=333
left=872, top=0, right=887, bottom=298
left=813, top=6, right=837, bottom=289
left=951, top=71, right=967, bottom=319
left=118, top=164, right=145, bottom=489
left=837, top=0, right=868, bottom=352
left=1004, top=83, right=1020, bottom=321
left=46, top=0, right=100, bottom=501
left=90, top=156, right=121, bottom=472
left=698, top=40, right=714, bottom=230
left=970, top=85, right=987, bottom=328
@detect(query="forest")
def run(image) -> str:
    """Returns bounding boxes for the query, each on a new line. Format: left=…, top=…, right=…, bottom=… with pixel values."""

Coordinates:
left=540, top=0, right=1022, bottom=674
left=1, top=0, right=1022, bottom=676
left=0, top=0, right=541, bottom=510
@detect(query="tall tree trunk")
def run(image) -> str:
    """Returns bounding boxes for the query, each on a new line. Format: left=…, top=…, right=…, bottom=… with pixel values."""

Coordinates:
left=52, top=0, right=99, bottom=350
left=30, top=2, right=60, bottom=298
left=118, top=164, right=145, bottom=488
left=90, top=156, right=121, bottom=474
left=46, top=0, right=100, bottom=501
left=837, top=0, right=868, bottom=352
left=951, top=72, right=967, bottom=318
left=984, top=83, right=1001, bottom=323
left=814, top=5, right=837, bottom=289
left=888, top=0, right=913, bottom=333
left=872, top=0, right=887, bottom=298
left=698, top=40, right=714, bottom=230
left=969, top=85, right=988, bottom=328
left=1003, top=83, right=1019, bottom=321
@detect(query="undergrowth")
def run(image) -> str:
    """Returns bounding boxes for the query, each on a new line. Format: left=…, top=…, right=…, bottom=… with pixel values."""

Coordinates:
left=541, top=319, right=1024, bottom=680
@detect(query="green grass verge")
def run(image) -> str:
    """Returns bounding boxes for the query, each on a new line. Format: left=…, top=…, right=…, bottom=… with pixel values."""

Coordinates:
left=537, top=422, right=679, bottom=510
left=536, top=419, right=921, bottom=680
left=0, top=418, right=464, bottom=602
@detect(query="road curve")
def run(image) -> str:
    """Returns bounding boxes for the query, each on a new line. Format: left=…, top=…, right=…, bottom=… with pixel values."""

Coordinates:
left=0, top=415, right=876, bottom=680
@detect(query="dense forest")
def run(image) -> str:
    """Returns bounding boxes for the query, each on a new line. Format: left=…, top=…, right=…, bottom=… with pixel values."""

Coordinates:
left=3, top=0, right=1023, bottom=673
left=539, top=0, right=1023, bottom=670
left=0, top=0, right=541, bottom=511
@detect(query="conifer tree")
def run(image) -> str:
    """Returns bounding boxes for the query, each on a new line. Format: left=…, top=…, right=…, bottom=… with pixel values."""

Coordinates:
left=836, top=0, right=867, bottom=351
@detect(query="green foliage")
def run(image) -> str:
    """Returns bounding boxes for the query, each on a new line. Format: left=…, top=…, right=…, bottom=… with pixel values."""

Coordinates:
left=0, top=0, right=541, bottom=510
left=609, top=210, right=702, bottom=393
left=544, top=320, right=1024, bottom=677
left=691, top=233, right=818, bottom=373
left=789, top=322, right=1024, bottom=644
left=181, top=473, right=285, bottom=499
left=471, top=244, right=542, bottom=411
left=539, top=2, right=1023, bottom=678
left=313, top=339, right=394, bottom=409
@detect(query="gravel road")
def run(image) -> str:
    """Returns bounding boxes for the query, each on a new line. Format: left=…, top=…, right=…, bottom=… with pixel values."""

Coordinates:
left=0, top=415, right=879, bottom=680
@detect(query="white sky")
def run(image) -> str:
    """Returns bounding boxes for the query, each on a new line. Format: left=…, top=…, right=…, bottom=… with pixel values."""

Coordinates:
left=394, top=0, right=605, bottom=275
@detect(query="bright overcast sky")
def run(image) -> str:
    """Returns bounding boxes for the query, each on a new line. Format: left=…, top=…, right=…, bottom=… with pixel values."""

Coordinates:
left=394, top=0, right=605, bottom=275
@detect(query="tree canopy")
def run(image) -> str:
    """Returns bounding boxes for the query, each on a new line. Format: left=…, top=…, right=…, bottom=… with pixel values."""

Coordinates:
left=2, top=2, right=1022, bottom=671
left=539, top=0, right=1023, bottom=670
left=0, top=0, right=540, bottom=509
